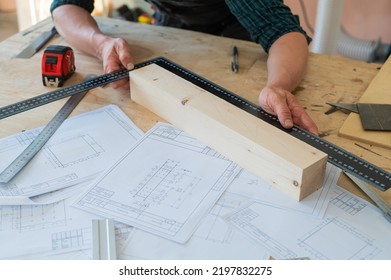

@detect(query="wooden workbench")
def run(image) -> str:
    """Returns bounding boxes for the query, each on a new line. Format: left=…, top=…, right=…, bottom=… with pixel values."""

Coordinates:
left=0, top=17, right=390, bottom=204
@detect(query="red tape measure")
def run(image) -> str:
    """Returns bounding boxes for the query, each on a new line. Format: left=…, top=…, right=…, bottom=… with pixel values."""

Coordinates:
left=41, top=45, right=76, bottom=87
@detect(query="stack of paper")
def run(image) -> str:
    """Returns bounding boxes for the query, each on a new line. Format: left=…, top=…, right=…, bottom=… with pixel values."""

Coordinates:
left=1, top=105, right=391, bottom=260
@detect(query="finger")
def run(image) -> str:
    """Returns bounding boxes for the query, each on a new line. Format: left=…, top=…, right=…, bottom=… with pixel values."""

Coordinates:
left=290, top=105, right=319, bottom=134
left=111, top=78, right=130, bottom=90
left=273, top=102, right=294, bottom=129
left=297, top=113, right=319, bottom=135
left=106, top=38, right=133, bottom=70
left=105, top=61, right=130, bottom=90
left=117, top=45, right=134, bottom=70
left=104, top=39, right=133, bottom=72
left=105, top=60, right=121, bottom=73
left=259, top=87, right=293, bottom=129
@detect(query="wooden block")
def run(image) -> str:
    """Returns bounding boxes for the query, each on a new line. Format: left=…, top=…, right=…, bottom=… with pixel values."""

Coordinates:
left=339, top=56, right=391, bottom=148
left=130, top=64, right=327, bottom=201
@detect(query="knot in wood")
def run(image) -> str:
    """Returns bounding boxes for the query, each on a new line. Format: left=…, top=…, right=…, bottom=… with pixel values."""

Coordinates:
left=181, top=97, right=189, bottom=105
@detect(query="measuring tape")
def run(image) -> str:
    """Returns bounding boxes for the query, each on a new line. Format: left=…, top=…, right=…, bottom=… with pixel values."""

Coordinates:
left=0, top=75, right=96, bottom=183
left=1, top=57, right=390, bottom=191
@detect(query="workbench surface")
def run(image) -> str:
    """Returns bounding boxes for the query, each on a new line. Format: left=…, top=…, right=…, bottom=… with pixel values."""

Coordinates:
left=0, top=17, right=390, bottom=205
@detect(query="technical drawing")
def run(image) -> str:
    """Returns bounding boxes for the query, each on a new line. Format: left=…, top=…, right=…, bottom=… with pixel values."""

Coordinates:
left=0, top=201, right=69, bottom=233
left=74, top=122, right=240, bottom=243
left=131, top=159, right=201, bottom=210
left=297, top=217, right=381, bottom=259
left=0, top=131, right=36, bottom=154
left=226, top=200, right=388, bottom=260
left=226, top=205, right=298, bottom=259
left=43, top=134, right=105, bottom=168
left=0, top=105, right=144, bottom=198
left=330, top=187, right=367, bottom=215
left=0, top=174, right=79, bottom=196
left=192, top=193, right=245, bottom=244
left=51, top=227, right=91, bottom=251
left=150, top=125, right=225, bottom=159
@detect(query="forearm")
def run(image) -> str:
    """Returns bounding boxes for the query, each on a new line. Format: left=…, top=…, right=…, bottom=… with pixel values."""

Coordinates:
left=52, top=5, right=108, bottom=60
left=259, top=32, right=318, bottom=134
left=266, top=32, right=309, bottom=92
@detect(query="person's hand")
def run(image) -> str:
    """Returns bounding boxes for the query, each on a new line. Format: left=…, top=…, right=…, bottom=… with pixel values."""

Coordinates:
left=258, top=85, right=319, bottom=135
left=98, top=37, right=134, bottom=90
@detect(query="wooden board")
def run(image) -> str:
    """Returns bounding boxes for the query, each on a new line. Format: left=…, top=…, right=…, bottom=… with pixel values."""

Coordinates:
left=130, top=64, right=328, bottom=201
left=339, top=56, right=391, bottom=148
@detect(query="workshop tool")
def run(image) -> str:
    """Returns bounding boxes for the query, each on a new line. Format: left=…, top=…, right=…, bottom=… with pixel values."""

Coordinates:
left=344, top=172, right=391, bottom=223
left=0, top=75, right=96, bottom=184
left=15, top=27, right=58, bottom=59
left=338, top=56, right=391, bottom=148
left=231, top=46, right=239, bottom=73
left=0, top=57, right=390, bottom=191
left=326, top=102, right=391, bottom=131
left=92, top=219, right=117, bottom=260
left=42, top=45, right=76, bottom=87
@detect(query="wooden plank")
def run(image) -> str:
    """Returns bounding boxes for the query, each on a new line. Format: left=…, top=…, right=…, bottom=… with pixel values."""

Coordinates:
left=338, top=57, right=391, bottom=148
left=130, top=64, right=328, bottom=201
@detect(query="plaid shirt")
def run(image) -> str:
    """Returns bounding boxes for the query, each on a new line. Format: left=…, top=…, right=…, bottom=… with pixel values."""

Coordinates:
left=50, top=0, right=311, bottom=53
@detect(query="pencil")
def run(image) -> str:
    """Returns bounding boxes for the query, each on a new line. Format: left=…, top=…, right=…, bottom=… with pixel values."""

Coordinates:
left=231, top=46, right=239, bottom=73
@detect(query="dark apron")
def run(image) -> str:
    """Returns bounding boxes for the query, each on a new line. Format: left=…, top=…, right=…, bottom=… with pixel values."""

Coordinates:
left=145, top=0, right=251, bottom=41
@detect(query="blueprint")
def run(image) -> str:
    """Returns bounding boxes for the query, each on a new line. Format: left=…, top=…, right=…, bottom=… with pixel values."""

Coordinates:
left=74, top=122, right=241, bottom=243
left=121, top=164, right=337, bottom=259
left=0, top=183, right=86, bottom=205
left=2, top=104, right=390, bottom=260
left=0, top=105, right=144, bottom=199
left=0, top=105, right=143, bottom=259
left=121, top=190, right=270, bottom=260
left=225, top=164, right=337, bottom=219
left=225, top=184, right=391, bottom=260
left=0, top=190, right=95, bottom=259
left=0, top=189, right=133, bottom=259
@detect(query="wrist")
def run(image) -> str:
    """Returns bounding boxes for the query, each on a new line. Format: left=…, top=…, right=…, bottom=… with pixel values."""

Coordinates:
left=91, top=33, right=111, bottom=60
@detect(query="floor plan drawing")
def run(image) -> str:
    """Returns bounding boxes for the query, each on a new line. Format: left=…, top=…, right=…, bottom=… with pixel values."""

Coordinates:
left=74, top=122, right=241, bottom=243
left=121, top=190, right=269, bottom=260
left=121, top=163, right=341, bottom=260
left=0, top=194, right=96, bottom=259
left=0, top=105, right=144, bottom=197
left=51, top=227, right=91, bottom=251
left=226, top=191, right=391, bottom=260
left=0, top=201, right=69, bottom=232
left=0, top=105, right=145, bottom=259
left=329, top=187, right=367, bottom=215
left=43, top=134, right=105, bottom=169
left=130, top=159, right=202, bottom=211
left=297, top=217, right=381, bottom=259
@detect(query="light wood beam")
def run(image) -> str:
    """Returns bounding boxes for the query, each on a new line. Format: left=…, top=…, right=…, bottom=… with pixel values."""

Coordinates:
left=130, top=63, right=328, bottom=201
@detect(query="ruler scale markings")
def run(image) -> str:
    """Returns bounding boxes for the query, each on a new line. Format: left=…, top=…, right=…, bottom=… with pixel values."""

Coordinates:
left=0, top=57, right=390, bottom=191
left=0, top=75, right=96, bottom=184
left=0, top=59, right=159, bottom=120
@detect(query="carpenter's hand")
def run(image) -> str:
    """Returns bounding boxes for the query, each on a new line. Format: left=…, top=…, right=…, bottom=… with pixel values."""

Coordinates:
left=99, top=37, right=134, bottom=90
left=259, top=85, right=319, bottom=135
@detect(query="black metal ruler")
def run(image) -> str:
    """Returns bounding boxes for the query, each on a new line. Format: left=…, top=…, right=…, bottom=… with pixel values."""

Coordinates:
left=1, top=57, right=390, bottom=191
